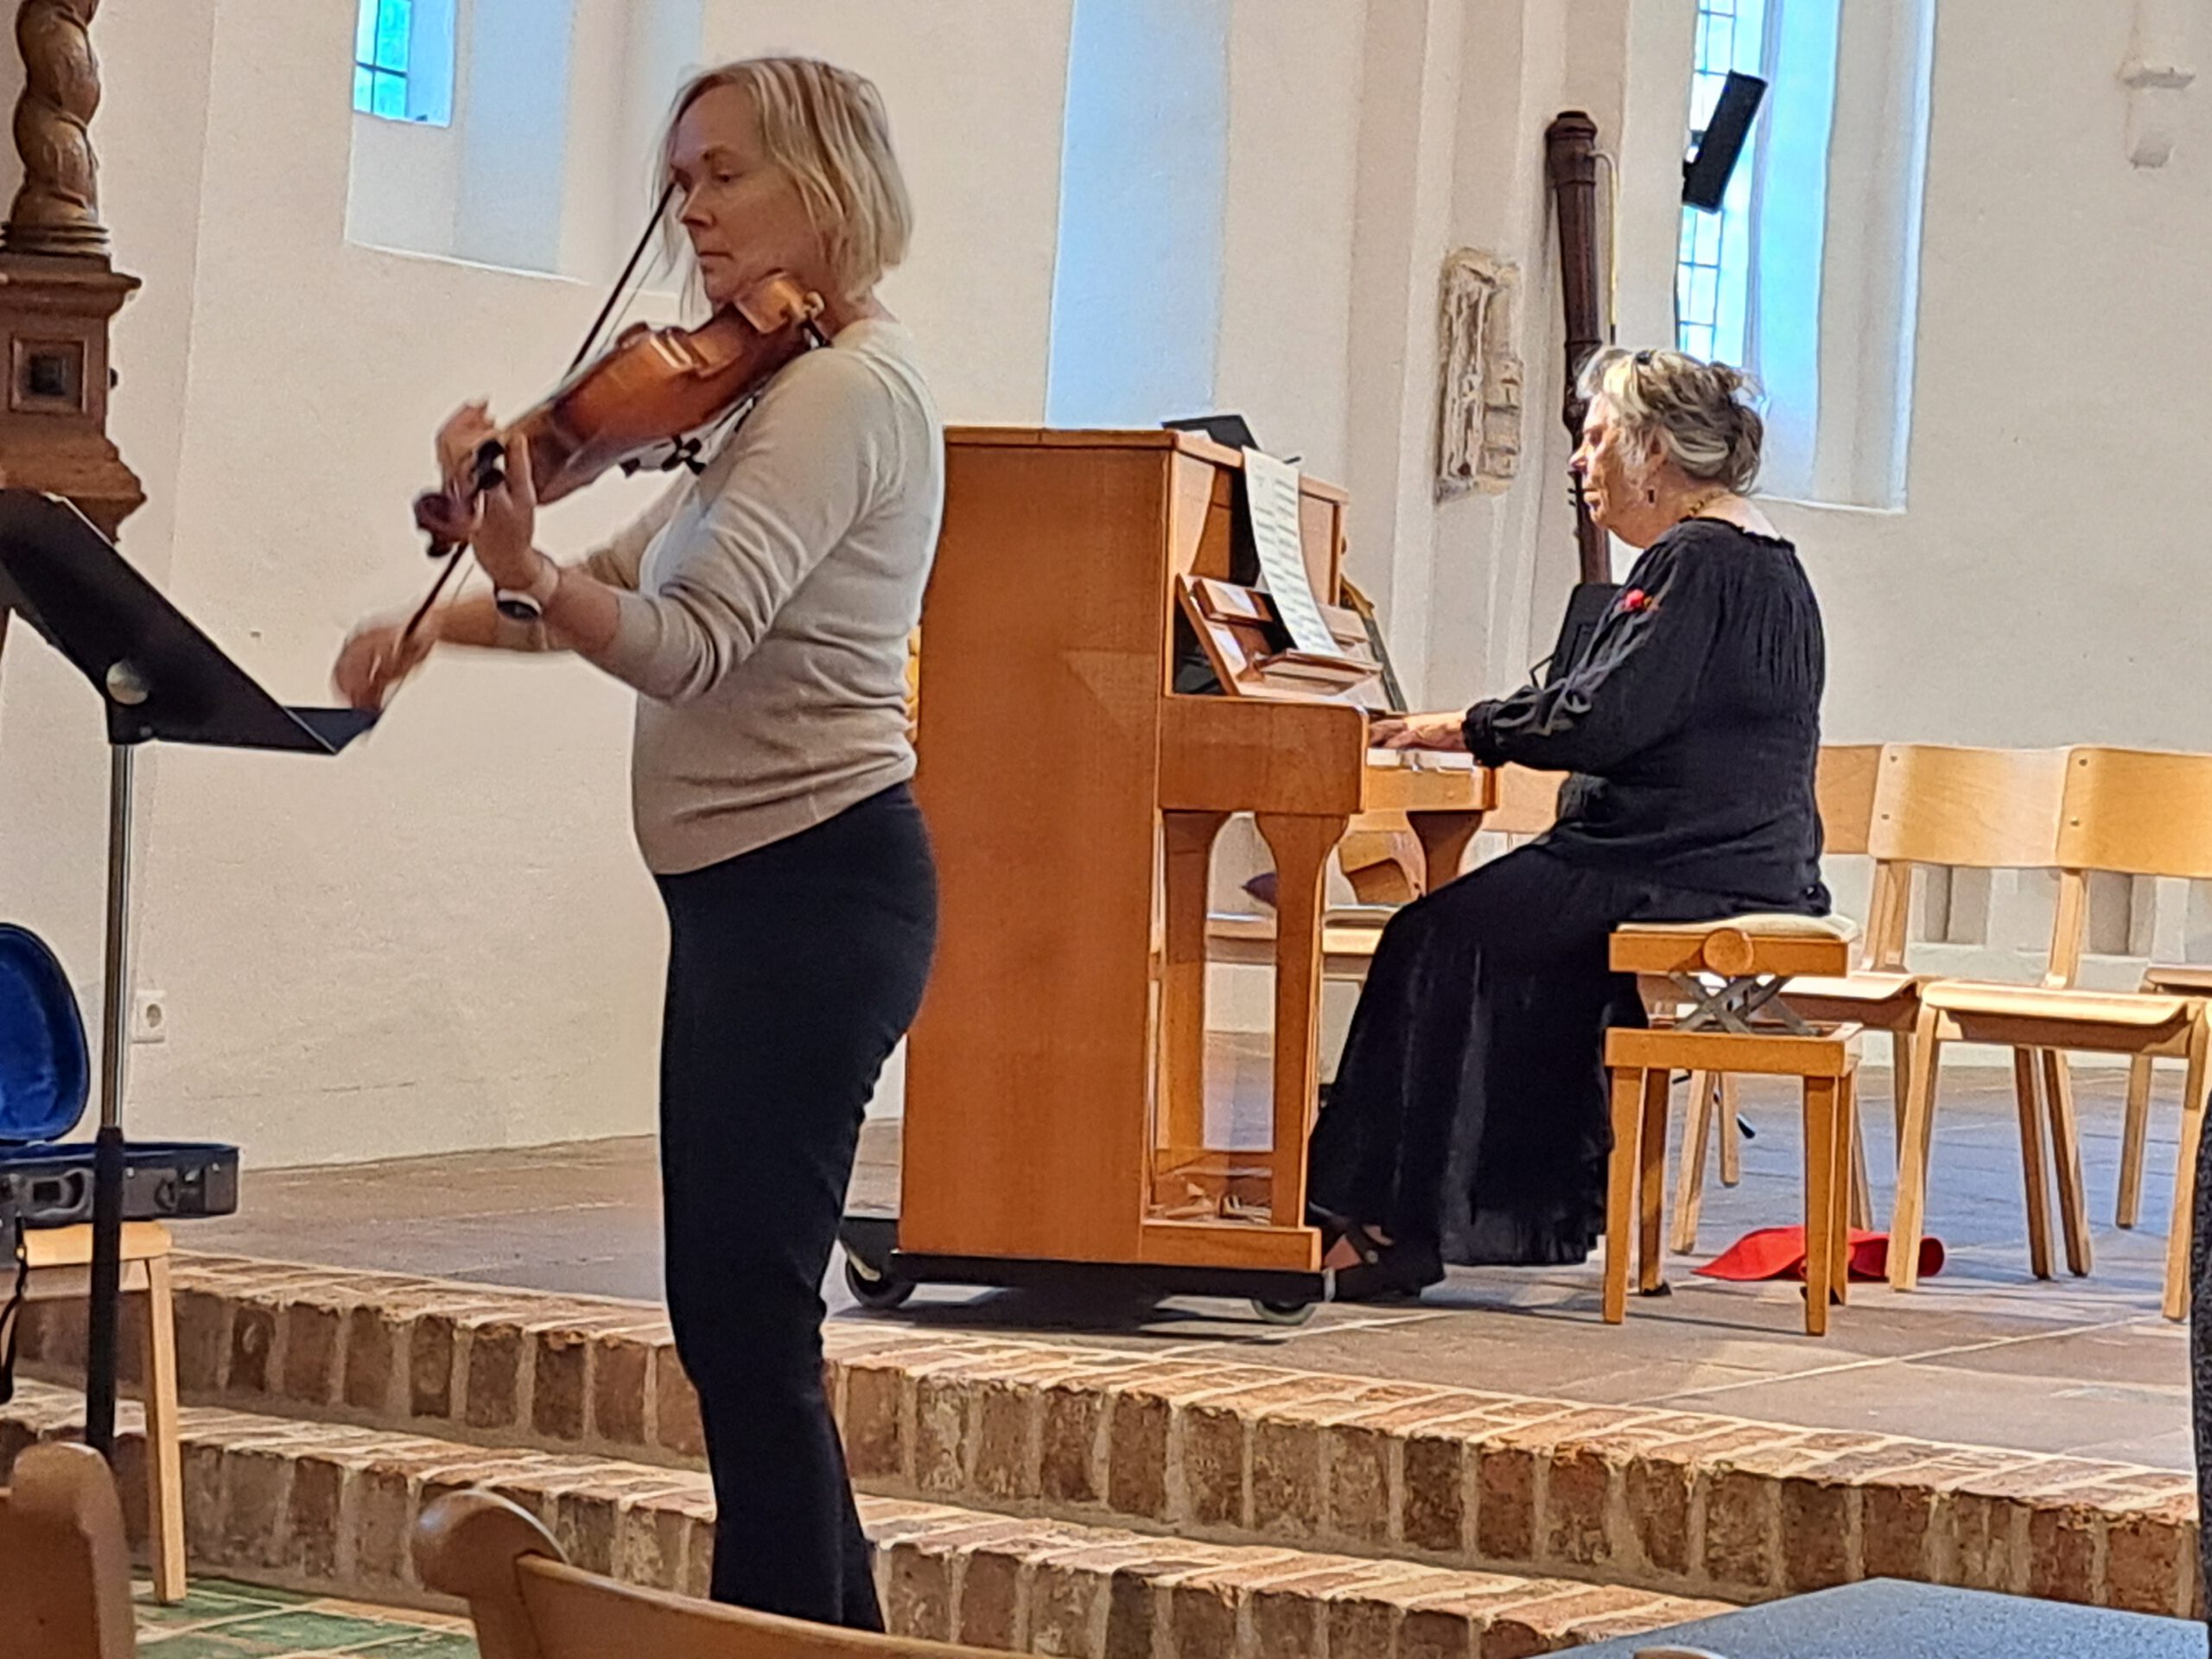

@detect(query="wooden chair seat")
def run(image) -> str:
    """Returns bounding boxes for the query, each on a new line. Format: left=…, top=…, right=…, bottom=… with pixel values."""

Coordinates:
left=2142, top=964, right=2212, bottom=995
left=1919, top=981, right=2193, bottom=1029
left=1782, top=970, right=1923, bottom=1008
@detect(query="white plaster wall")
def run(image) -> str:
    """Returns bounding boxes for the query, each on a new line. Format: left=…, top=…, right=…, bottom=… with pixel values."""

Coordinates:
left=9, top=0, right=2202, bottom=1163
left=0, top=0, right=1073, bottom=1166
left=1605, top=0, right=2212, bottom=756
left=1210, top=0, right=1365, bottom=484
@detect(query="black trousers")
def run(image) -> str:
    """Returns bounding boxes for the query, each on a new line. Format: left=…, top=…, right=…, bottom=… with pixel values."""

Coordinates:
left=655, top=783, right=937, bottom=1628
left=1308, top=843, right=1790, bottom=1273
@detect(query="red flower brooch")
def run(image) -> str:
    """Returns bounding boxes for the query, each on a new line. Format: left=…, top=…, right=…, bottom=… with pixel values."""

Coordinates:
left=1620, top=588, right=1651, bottom=613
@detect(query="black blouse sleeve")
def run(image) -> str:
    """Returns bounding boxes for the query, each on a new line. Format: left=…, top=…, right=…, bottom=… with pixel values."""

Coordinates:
left=1461, top=532, right=1727, bottom=775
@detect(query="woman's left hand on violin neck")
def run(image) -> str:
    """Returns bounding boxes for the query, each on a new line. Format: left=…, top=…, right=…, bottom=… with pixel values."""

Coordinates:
left=467, top=424, right=550, bottom=594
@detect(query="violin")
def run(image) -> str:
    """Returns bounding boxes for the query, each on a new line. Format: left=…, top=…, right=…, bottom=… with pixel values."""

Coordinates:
left=399, top=183, right=826, bottom=634
left=413, top=271, right=826, bottom=550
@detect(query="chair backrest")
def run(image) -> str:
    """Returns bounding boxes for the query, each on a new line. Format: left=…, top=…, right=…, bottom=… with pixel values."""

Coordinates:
left=1866, top=744, right=2070, bottom=870
left=2056, top=747, right=2212, bottom=880
left=0, top=1442, right=138, bottom=1659
left=2043, top=747, right=2212, bottom=985
left=1813, top=743, right=1885, bottom=857
left=1859, top=744, right=2069, bottom=973
left=416, top=1490, right=997, bottom=1659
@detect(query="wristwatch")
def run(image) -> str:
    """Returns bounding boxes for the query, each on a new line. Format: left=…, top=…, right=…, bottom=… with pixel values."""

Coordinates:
left=494, top=554, right=561, bottom=622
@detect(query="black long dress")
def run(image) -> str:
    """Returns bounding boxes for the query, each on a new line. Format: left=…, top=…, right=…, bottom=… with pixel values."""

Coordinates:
left=1306, top=518, right=1831, bottom=1281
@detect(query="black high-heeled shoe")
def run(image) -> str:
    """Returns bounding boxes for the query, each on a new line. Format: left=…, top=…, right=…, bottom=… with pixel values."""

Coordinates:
left=1311, top=1209, right=1433, bottom=1304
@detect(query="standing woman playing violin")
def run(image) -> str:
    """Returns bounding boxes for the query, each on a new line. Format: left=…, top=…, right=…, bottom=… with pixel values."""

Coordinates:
left=334, top=58, right=938, bottom=1630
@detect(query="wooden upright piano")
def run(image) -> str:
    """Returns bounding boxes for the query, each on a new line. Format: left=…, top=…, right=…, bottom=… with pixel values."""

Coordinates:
left=843, top=429, right=1491, bottom=1313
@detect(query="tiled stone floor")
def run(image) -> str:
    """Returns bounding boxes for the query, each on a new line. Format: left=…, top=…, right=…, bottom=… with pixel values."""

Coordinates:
left=185, top=1042, right=2201, bottom=1471
left=136, top=1579, right=474, bottom=1657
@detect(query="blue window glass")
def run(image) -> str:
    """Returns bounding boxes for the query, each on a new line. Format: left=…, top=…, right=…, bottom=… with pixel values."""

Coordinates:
left=1675, top=0, right=1769, bottom=369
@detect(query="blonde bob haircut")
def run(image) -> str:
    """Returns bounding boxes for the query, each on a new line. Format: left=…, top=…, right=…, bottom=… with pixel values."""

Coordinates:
left=1577, top=346, right=1764, bottom=493
left=658, top=56, right=912, bottom=302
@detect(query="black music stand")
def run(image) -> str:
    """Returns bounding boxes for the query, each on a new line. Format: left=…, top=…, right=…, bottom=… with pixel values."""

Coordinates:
left=0, top=489, right=374, bottom=1459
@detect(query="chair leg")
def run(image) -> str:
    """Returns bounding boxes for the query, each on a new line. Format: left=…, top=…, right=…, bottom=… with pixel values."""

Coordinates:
left=2119, top=1053, right=2156, bottom=1229
left=1832, top=1070, right=1859, bottom=1308
left=1889, top=1007, right=1944, bottom=1292
left=2012, top=1048, right=2056, bottom=1281
left=1639, top=1067, right=1671, bottom=1294
left=2041, top=1049, right=2092, bottom=1278
left=1672, top=1071, right=1716, bottom=1255
left=1848, top=1103, right=1872, bottom=1231
left=1718, top=1074, right=1743, bottom=1186
left=2161, top=1020, right=2209, bottom=1322
left=1802, top=1075, right=1840, bottom=1337
left=1891, top=1028, right=1915, bottom=1142
left=1605, top=1067, right=1644, bottom=1325
left=142, top=1253, right=187, bottom=1604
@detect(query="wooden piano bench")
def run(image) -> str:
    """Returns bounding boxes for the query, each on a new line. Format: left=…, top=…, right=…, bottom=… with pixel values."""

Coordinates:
left=1603, top=915, right=1864, bottom=1336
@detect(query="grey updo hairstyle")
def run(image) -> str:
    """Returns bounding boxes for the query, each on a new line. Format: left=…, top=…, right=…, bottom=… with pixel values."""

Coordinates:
left=1577, top=346, right=1764, bottom=493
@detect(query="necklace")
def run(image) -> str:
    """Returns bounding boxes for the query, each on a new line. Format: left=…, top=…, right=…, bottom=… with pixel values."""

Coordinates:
left=1676, top=487, right=1732, bottom=523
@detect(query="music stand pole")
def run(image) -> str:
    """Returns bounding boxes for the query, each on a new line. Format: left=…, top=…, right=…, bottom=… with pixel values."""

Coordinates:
left=82, top=734, right=140, bottom=1457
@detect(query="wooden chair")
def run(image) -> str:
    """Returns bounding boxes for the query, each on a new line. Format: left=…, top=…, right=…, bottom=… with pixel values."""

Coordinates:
left=1672, top=744, right=1885, bottom=1251
left=21, top=1223, right=187, bottom=1602
left=1604, top=916, right=1861, bottom=1334
left=2120, top=960, right=2212, bottom=1230
left=415, top=1488, right=995, bottom=1659
left=0, top=1440, right=139, bottom=1658
left=1891, top=747, right=2212, bottom=1319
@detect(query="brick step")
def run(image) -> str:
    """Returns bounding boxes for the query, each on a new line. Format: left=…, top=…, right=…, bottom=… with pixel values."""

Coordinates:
left=17, top=1251, right=2202, bottom=1618
left=0, top=1380, right=1719, bottom=1658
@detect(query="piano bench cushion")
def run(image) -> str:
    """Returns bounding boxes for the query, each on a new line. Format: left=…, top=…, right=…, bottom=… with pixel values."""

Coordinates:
left=1620, top=912, right=1860, bottom=944
left=1611, top=912, right=1857, bottom=980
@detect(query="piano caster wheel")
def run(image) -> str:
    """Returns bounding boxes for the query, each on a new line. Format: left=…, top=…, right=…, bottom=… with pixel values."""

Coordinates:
left=842, top=1251, right=915, bottom=1312
left=1251, top=1298, right=1317, bottom=1326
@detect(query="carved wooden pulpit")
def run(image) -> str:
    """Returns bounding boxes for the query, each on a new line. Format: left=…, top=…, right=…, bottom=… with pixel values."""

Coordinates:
left=0, top=0, right=143, bottom=669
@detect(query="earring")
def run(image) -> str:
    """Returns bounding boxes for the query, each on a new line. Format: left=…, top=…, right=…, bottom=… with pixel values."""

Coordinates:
left=1644, top=486, right=1657, bottom=504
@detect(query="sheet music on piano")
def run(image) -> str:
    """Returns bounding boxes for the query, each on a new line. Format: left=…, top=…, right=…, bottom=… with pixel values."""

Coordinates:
left=1241, top=448, right=1344, bottom=658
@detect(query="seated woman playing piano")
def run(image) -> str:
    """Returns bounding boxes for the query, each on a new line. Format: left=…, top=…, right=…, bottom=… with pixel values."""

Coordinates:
left=1306, top=346, right=1830, bottom=1301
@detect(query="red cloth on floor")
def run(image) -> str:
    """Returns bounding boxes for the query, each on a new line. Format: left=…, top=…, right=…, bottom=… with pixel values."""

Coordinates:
left=1694, top=1226, right=1944, bottom=1283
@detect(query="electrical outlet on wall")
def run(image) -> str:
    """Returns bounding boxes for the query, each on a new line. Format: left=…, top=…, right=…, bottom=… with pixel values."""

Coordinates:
left=131, top=989, right=168, bottom=1045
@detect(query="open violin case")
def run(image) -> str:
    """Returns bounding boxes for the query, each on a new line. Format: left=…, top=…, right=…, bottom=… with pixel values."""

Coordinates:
left=0, top=921, right=238, bottom=1233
